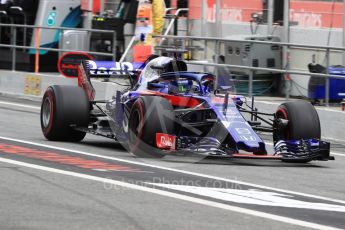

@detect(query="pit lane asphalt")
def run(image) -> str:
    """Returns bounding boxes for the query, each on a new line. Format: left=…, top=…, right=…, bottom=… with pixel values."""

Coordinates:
left=0, top=96, right=344, bottom=230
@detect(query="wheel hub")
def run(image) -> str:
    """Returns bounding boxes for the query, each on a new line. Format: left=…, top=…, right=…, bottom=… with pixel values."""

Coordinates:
left=42, top=97, right=52, bottom=128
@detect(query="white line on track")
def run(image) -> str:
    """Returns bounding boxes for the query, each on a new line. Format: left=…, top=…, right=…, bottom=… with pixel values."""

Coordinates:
left=331, top=152, right=345, bottom=157
left=0, top=156, right=342, bottom=230
left=0, top=135, right=345, bottom=206
left=0, top=101, right=40, bottom=110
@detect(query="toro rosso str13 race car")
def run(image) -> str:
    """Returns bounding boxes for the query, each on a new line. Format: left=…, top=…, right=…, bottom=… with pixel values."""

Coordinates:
left=40, top=56, right=334, bottom=163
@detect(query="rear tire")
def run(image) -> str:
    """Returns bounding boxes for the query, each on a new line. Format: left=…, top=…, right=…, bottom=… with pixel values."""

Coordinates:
left=40, top=85, right=89, bottom=142
left=128, top=96, right=174, bottom=158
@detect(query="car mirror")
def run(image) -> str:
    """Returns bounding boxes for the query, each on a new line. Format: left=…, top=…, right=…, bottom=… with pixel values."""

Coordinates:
left=148, top=82, right=166, bottom=89
left=215, top=85, right=232, bottom=95
left=150, top=65, right=165, bottom=70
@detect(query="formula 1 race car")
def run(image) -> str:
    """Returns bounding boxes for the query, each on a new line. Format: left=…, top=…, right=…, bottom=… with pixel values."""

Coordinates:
left=40, top=56, right=334, bottom=162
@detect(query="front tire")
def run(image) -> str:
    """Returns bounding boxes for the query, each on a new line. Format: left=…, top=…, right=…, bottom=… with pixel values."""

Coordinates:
left=275, top=101, right=321, bottom=163
left=128, top=96, right=174, bottom=158
left=40, top=85, right=89, bottom=142
left=275, top=100, right=321, bottom=141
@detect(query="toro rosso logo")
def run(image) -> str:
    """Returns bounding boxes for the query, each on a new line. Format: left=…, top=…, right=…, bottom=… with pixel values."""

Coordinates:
left=87, top=61, right=143, bottom=75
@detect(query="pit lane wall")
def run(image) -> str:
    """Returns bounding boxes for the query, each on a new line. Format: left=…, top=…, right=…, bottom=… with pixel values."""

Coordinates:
left=0, top=70, right=123, bottom=101
left=253, top=99, right=345, bottom=143
left=0, top=70, right=343, bottom=142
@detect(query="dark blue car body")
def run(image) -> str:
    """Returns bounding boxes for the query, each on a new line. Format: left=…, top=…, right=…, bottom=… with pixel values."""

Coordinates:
left=78, top=57, right=333, bottom=162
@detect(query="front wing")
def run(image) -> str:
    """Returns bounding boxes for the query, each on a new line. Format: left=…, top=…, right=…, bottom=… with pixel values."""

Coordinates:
left=155, top=133, right=334, bottom=162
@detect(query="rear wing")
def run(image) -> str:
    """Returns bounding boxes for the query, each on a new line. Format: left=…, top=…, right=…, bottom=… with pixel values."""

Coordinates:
left=83, top=60, right=144, bottom=79
left=78, top=60, right=145, bottom=101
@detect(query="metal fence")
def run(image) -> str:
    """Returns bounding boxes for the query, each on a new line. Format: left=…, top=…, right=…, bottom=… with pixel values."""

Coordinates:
left=0, top=23, right=344, bottom=106
left=154, top=34, right=345, bottom=105
left=0, top=23, right=117, bottom=72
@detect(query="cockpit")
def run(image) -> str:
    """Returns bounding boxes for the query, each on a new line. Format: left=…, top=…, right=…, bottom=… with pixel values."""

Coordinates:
left=138, top=56, right=187, bottom=83
left=134, top=56, right=215, bottom=95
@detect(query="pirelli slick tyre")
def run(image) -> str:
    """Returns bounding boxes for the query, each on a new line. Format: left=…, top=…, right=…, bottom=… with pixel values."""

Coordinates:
left=275, top=100, right=321, bottom=141
left=128, top=96, right=174, bottom=158
left=275, top=101, right=321, bottom=163
left=40, top=85, right=89, bottom=142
